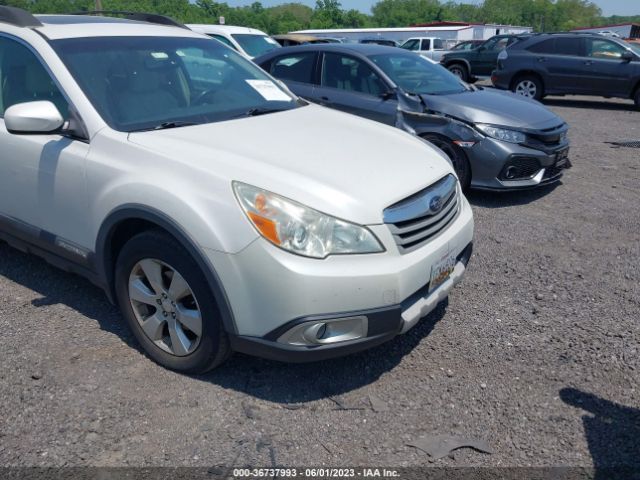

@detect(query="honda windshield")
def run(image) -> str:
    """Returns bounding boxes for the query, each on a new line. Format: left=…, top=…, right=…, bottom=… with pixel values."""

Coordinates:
left=52, top=36, right=298, bottom=132
left=370, top=53, right=468, bottom=95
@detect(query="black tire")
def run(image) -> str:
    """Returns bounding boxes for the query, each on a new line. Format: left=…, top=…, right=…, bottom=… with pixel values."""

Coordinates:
left=512, top=74, right=544, bottom=101
left=447, top=63, right=469, bottom=82
left=634, top=88, right=640, bottom=110
left=423, top=134, right=472, bottom=191
left=114, top=229, right=230, bottom=374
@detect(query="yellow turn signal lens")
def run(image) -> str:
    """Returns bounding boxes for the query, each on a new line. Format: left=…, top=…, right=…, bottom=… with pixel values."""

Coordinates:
left=247, top=212, right=281, bottom=245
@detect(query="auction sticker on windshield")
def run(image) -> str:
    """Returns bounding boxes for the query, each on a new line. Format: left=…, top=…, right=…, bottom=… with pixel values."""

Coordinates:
left=429, top=251, right=456, bottom=294
left=246, top=79, right=290, bottom=102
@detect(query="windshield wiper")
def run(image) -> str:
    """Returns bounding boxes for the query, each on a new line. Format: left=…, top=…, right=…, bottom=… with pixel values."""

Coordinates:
left=152, top=121, right=200, bottom=130
left=233, top=107, right=288, bottom=119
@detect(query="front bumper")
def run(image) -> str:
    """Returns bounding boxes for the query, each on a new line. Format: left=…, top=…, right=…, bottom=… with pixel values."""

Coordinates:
left=229, top=242, right=473, bottom=362
left=466, top=136, right=571, bottom=190
left=205, top=195, right=474, bottom=361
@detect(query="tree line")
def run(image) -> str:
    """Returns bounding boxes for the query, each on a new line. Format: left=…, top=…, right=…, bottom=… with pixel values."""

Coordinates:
left=1, top=0, right=638, bottom=35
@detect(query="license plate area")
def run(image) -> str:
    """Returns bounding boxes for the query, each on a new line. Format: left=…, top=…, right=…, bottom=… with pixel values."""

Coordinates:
left=428, top=252, right=456, bottom=294
left=555, top=148, right=569, bottom=168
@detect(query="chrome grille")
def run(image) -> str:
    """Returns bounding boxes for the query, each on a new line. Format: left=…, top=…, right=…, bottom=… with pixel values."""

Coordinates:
left=383, top=174, right=459, bottom=253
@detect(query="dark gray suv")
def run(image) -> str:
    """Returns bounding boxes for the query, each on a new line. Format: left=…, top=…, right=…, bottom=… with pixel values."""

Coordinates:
left=492, top=33, right=640, bottom=108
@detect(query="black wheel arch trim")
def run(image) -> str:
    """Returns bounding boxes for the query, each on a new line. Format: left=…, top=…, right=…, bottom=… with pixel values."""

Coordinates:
left=444, top=58, right=471, bottom=72
left=95, top=204, right=238, bottom=334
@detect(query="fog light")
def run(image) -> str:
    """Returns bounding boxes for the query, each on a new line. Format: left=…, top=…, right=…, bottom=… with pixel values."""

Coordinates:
left=278, top=316, right=368, bottom=346
left=505, top=166, right=519, bottom=179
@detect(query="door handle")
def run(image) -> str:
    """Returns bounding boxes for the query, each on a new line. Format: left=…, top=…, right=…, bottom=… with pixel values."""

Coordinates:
left=319, top=96, right=332, bottom=105
left=584, top=60, right=593, bottom=65
left=536, top=57, right=547, bottom=63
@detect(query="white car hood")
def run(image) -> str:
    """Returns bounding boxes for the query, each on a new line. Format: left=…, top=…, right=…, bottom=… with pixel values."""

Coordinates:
left=128, top=104, right=453, bottom=225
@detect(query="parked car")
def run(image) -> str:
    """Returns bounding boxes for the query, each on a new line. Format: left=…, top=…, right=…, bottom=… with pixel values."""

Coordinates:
left=441, top=34, right=526, bottom=81
left=0, top=7, right=474, bottom=372
left=257, top=44, right=571, bottom=191
left=360, top=38, right=397, bottom=47
left=399, top=37, right=446, bottom=61
left=491, top=33, right=640, bottom=108
left=450, top=40, right=484, bottom=51
left=597, top=30, right=621, bottom=38
left=186, top=24, right=280, bottom=58
left=273, top=34, right=334, bottom=47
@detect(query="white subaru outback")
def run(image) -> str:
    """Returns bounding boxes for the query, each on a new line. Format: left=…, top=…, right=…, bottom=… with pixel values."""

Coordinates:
left=0, top=7, right=474, bottom=373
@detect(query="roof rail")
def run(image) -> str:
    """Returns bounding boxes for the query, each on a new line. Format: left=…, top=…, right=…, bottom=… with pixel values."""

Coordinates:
left=533, top=31, right=600, bottom=36
left=68, top=11, right=188, bottom=29
left=0, top=5, right=43, bottom=28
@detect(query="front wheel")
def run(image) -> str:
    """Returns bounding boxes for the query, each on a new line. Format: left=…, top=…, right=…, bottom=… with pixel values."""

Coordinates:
left=512, top=75, right=544, bottom=100
left=634, top=88, right=640, bottom=110
left=447, top=63, right=469, bottom=82
left=422, top=134, right=472, bottom=191
left=114, top=230, right=230, bottom=373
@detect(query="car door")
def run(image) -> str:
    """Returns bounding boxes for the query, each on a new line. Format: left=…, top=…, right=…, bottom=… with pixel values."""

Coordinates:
left=475, top=36, right=510, bottom=75
left=530, top=37, right=590, bottom=93
left=418, top=38, right=431, bottom=56
left=584, top=38, right=636, bottom=96
left=264, top=51, right=318, bottom=100
left=0, top=36, right=89, bottom=252
left=314, top=52, right=398, bottom=126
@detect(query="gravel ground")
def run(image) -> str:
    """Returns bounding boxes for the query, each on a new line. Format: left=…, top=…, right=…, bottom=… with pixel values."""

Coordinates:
left=0, top=95, right=639, bottom=471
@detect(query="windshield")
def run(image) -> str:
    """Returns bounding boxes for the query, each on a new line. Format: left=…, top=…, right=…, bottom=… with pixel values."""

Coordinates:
left=370, top=53, right=467, bottom=95
left=625, top=41, right=640, bottom=56
left=231, top=34, right=280, bottom=57
left=52, top=36, right=297, bottom=132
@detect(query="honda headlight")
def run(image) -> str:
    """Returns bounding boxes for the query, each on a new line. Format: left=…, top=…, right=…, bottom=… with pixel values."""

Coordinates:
left=476, top=124, right=526, bottom=144
left=233, top=182, right=384, bottom=259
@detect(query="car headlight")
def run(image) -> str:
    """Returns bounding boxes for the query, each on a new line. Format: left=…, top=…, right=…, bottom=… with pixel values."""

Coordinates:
left=476, top=124, right=526, bottom=144
left=233, top=182, right=384, bottom=259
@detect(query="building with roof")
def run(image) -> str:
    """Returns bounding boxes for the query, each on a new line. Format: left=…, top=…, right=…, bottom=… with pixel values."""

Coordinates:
left=292, top=22, right=532, bottom=47
left=571, top=23, right=640, bottom=40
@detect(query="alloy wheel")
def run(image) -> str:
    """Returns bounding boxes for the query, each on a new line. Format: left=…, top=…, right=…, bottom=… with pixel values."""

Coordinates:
left=515, top=80, right=537, bottom=98
left=128, top=258, right=202, bottom=356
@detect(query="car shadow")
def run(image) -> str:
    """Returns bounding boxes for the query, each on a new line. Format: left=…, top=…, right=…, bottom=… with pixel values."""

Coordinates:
left=543, top=97, right=636, bottom=112
left=466, top=182, right=559, bottom=209
left=560, top=388, right=640, bottom=476
left=199, top=300, right=447, bottom=404
left=0, top=242, right=139, bottom=350
left=0, top=241, right=447, bottom=403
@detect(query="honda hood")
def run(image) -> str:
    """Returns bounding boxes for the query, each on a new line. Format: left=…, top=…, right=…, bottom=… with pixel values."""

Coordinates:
left=127, top=104, right=454, bottom=225
left=420, top=88, right=564, bottom=130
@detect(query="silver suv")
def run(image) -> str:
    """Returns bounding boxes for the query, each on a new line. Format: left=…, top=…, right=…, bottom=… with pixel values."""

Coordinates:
left=0, top=7, right=474, bottom=372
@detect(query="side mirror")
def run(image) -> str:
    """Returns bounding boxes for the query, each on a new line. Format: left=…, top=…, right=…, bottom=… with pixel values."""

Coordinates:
left=4, top=101, right=64, bottom=134
left=621, top=51, right=634, bottom=62
left=381, top=90, right=396, bottom=100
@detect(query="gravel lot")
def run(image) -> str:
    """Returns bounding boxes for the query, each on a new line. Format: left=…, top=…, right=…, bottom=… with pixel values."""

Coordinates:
left=0, top=95, right=638, bottom=471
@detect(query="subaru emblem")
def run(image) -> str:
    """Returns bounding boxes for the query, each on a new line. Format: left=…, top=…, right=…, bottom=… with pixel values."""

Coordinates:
left=429, top=195, right=443, bottom=213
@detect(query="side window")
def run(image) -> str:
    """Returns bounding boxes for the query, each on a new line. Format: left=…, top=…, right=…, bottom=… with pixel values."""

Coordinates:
left=208, top=34, right=236, bottom=50
left=420, top=39, right=431, bottom=51
left=587, top=39, right=627, bottom=59
left=0, top=37, right=68, bottom=118
left=555, top=37, right=583, bottom=56
left=269, top=52, right=316, bottom=84
left=401, top=39, right=419, bottom=51
left=527, top=39, right=556, bottom=54
left=433, top=38, right=444, bottom=50
left=492, top=38, right=510, bottom=51
left=321, top=53, right=386, bottom=96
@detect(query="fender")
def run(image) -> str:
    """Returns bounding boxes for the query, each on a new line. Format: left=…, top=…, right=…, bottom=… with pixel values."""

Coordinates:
left=444, top=57, right=472, bottom=73
left=95, top=204, right=238, bottom=334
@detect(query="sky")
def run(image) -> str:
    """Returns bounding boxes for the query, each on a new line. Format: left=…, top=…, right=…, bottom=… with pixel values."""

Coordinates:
left=223, top=0, right=640, bottom=17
